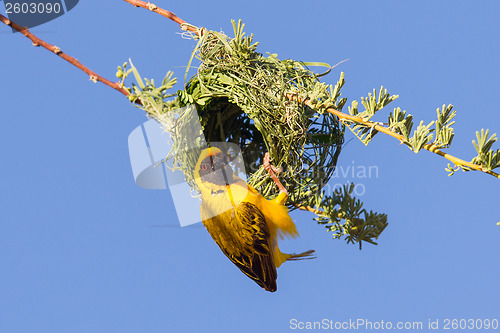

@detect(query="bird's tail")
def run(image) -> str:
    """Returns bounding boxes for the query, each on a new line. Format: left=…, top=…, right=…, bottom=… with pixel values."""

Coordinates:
left=274, top=248, right=316, bottom=267
left=286, top=249, right=316, bottom=261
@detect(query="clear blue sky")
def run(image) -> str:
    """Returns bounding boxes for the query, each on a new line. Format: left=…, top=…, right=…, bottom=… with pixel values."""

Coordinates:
left=1, top=1, right=499, bottom=332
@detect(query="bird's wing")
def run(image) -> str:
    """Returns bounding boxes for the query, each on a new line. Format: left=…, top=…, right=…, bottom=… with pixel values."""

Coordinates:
left=202, top=201, right=277, bottom=292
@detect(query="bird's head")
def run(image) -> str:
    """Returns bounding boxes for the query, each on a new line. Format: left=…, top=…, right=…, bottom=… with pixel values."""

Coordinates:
left=194, top=147, right=236, bottom=191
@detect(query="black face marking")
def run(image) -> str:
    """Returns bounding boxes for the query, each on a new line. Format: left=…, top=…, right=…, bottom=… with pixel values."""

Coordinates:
left=198, top=154, right=234, bottom=186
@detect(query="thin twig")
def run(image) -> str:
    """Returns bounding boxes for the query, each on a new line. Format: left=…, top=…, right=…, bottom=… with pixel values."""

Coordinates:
left=0, top=14, right=133, bottom=99
left=122, top=0, right=202, bottom=35
left=297, top=205, right=325, bottom=215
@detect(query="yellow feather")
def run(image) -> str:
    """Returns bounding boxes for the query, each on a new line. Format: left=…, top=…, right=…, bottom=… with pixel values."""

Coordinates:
left=193, top=147, right=314, bottom=291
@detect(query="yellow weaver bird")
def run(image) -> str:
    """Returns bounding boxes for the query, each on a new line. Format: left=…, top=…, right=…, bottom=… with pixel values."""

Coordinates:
left=193, top=147, right=314, bottom=292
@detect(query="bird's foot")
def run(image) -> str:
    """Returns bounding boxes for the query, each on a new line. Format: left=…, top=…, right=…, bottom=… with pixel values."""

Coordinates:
left=263, top=152, right=288, bottom=196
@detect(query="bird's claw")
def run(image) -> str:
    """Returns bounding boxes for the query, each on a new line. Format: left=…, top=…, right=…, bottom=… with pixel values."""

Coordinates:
left=264, top=152, right=282, bottom=174
left=263, top=152, right=287, bottom=195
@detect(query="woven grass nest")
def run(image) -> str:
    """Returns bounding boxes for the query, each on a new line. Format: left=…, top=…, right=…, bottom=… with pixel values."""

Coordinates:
left=130, top=20, right=346, bottom=208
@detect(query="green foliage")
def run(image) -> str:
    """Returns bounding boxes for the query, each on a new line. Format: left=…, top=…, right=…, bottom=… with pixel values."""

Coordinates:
left=117, top=60, right=178, bottom=113
left=351, top=87, right=399, bottom=121
left=350, top=92, right=500, bottom=176
left=310, top=184, right=388, bottom=249
left=407, top=120, right=434, bottom=153
left=347, top=87, right=399, bottom=145
left=389, top=107, right=413, bottom=141
left=434, top=104, right=456, bottom=149
left=470, top=129, right=500, bottom=171
left=397, top=104, right=456, bottom=153
left=345, top=91, right=459, bottom=154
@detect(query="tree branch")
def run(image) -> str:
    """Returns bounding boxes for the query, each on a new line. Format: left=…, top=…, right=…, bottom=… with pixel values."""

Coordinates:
left=286, top=93, right=500, bottom=180
left=297, top=205, right=325, bottom=215
left=122, top=0, right=203, bottom=35
left=325, top=106, right=500, bottom=179
left=0, top=13, right=131, bottom=98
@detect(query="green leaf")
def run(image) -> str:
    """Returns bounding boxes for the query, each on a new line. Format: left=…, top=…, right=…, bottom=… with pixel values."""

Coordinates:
left=128, top=58, right=145, bottom=89
left=408, top=120, right=434, bottom=153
